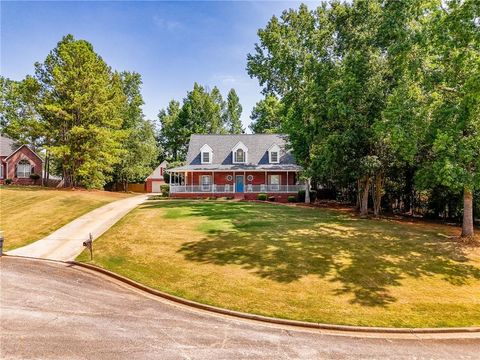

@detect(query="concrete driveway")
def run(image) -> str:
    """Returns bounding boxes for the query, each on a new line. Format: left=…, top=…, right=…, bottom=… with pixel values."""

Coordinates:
left=7, top=194, right=148, bottom=261
left=1, top=257, right=478, bottom=360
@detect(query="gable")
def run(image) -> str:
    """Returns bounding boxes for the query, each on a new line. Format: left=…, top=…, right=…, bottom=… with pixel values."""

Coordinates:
left=5, top=145, right=43, bottom=163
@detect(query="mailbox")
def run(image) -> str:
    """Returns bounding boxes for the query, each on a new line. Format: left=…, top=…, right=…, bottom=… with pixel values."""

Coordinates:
left=83, top=233, right=93, bottom=260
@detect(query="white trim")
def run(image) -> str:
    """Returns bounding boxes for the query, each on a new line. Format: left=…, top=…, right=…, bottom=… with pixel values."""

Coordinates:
left=268, top=174, right=281, bottom=191
left=235, top=174, right=245, bottom=193
left=201, top=175, right=212, bottom=191
left=200, top=144, right=213, bottom=164
left=4, top=144, right=43, bottom=162
left=268, top=144, right=281, bottom=164
left=16, top=159, right=32, bottom=178
left=232, top=141, right=248, bottom=164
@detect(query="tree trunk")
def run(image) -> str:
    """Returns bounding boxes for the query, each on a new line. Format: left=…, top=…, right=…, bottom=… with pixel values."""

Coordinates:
left=305, top=178, right=311, bottom=204
left=372, top=174, right=384, bottom=218
left=461, top=188, right=474, bottom=238
left=46, top=154, right=50, bottom=185
left=359, top=176, right=370, bottom=217
left=356, top=180, right=361, bottom=211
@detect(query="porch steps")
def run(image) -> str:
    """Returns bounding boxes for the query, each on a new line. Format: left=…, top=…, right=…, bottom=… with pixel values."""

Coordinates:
left=234, top=193, right=245, bottom=200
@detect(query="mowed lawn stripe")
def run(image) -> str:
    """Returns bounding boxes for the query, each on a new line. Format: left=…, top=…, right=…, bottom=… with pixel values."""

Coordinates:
left=77, top=199, right=480, bottom=328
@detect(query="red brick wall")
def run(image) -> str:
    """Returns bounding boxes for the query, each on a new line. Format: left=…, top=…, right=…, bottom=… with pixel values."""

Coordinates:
left=171, top=192, right=295, bottom=202
left=5, top=146, right=42, bottom=185
left=172, top=193, right=235, bottom=199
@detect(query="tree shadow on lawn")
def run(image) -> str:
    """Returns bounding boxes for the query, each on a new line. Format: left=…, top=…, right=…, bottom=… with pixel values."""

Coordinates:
left=144, top=200, right=480, bottom=307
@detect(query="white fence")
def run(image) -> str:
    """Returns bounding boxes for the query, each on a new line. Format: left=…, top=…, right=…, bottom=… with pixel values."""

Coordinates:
left=170, top=184, right=306, bottom=194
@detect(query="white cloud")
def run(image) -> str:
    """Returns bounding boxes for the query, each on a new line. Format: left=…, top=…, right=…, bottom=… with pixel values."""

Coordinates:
left=152, top=15, right=182, bottom=31
left=212, top=74, right=247, bottom=85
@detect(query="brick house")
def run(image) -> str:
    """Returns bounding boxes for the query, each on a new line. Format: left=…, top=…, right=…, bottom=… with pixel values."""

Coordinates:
left=145, top=160, right=167, bottom=193
left=0, top=135, right=43, bottom=185
left=167, top=134, right=305, bottom=202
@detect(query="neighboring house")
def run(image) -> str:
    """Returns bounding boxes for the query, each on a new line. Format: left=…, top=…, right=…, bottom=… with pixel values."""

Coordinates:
left=167, top=134, right=305, bottom=202
left=146, top=160, right=168, bottom=193
left=0, top=135, right=43, bottom=185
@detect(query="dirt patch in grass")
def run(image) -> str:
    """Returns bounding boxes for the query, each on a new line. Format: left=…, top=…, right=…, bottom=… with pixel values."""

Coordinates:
left=77, top=199, right=480, bottom=327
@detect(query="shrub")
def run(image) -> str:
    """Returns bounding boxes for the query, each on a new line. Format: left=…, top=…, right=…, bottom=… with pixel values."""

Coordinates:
left=30, top=173, right=41, bottom=180
left=160, top=184, right=170, bottom=197
left=257, top=193, right=267, bottom=201
left=5, top=178, right=13, bottom=185
left=297, top=189, right=316, bottom=203
left=148, top=195, right=163, bottom=200
left=288, top=195, right=296, bottom=203
left=268, top=196, right=276, bottom=202
left=297, top=190, right=306, bottom=202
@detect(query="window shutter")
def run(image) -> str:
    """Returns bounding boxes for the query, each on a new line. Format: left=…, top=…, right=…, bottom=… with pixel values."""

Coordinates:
left=31, top=165, right=35, bottom=174
left=15, top=164, right=18, bottom=177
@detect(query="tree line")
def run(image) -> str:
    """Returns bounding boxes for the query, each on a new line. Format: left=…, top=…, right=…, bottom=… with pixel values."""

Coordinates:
left=246, top=0, right=479, bottom=238
left=157, top=83, right=244, bottom=161
left=1, top=35, right=158, bottom=189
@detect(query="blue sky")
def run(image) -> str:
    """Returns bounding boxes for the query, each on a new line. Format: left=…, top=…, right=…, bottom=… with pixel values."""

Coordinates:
left=1, top=1, right=319, bottom=130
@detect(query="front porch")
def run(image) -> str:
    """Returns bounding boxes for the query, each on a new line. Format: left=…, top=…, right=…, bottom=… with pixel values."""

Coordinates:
left=168, top=170, right=306, bottom=201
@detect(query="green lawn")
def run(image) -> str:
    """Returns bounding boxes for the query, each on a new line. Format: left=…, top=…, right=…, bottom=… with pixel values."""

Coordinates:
left=1, top=186, right=132, bottom=251
left=77, top=199, right=480, bottom=328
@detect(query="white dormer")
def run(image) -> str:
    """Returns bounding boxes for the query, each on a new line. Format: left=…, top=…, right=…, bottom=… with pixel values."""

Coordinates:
left=268, top=144, right=280, bottom=163
left=232, top=141, right=248, bottom=164
left=200, top=144, right=213, bottom=164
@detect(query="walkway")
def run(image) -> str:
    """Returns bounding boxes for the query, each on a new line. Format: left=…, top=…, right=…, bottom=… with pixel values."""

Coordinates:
left=7, top=195, right=148, bottom=261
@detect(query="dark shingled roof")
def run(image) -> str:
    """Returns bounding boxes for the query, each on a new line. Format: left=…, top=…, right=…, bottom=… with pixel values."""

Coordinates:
left=0, top=135, right=17, bottom=157
left=169, top=134, right=302, bottom=171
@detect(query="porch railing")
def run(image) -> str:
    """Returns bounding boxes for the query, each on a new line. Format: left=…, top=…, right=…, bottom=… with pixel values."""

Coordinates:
left=170, top=184, right=306, bottom=194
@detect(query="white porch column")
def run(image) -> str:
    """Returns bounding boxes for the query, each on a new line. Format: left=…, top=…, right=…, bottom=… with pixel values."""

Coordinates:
left=212, top=171, right=214, bottom=193
left=184, top=171, right=187, bottom=192
left=287, top=171, right=289, bottom=193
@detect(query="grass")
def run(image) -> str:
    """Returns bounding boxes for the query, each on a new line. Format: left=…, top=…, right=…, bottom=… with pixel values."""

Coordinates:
left=0, top=186, right=132, bottom=250
left=77, top=199, right=480, bottom=328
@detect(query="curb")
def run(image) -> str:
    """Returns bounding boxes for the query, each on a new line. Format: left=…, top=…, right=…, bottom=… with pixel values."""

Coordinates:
left=69, top=260, right=480, bottom=335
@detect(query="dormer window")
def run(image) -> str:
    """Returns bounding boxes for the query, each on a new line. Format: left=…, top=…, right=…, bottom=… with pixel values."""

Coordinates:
left=202, top=152, right=210, bottom=163
left=200, top=144, right=213, bottom=164
left=235, top=149, right=245, bottom=163
left=268, top=144, right=280, bottom=164
left=232, top=141, right=248, bottom=164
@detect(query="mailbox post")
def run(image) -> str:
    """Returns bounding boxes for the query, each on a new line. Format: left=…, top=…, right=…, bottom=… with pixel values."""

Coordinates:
left=83, top=233, right=93, bottom=260
left=0, top=232, right=4, bottom=257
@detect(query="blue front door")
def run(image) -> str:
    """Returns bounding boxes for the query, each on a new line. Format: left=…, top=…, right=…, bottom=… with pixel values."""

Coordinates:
left=236, top=175, right=244, bottom=193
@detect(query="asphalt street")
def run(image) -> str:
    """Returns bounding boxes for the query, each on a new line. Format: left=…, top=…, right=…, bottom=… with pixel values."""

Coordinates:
left=1, top=257, right=479, bottom=359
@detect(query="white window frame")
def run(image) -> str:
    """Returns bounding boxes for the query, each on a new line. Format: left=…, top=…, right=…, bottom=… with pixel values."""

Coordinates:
left=232, top=141, right=248, bottom=164
left=201, top=175, right=212, bottom=191
left=17, top=160, right=32, bottom=178
left=0, top=164, right=3, bottom=179
left=269, top=174, right=280, bottom=191
left=202, top=152, right=210, bottom=164
left=234, top=148, right=245, bottom=163
left=200, top=144, right=213, bottom=164
left=268, top=144, right=281, bottom=164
